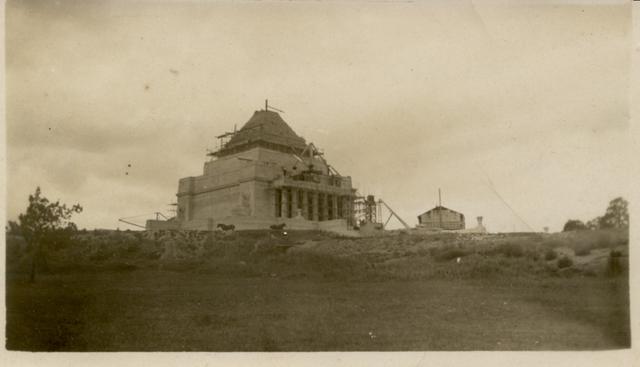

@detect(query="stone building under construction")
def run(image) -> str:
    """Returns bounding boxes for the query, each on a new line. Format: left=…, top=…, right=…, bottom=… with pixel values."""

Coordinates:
left=151, top=105, right=358, bottom=232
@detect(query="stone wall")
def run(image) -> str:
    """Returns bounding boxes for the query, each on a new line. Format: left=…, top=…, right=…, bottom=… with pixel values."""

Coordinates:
left=178, top=215, right=357, bottom=235
left=175, top=146, right=355, bottom=232
left=253, top=180, right=275, bottom=218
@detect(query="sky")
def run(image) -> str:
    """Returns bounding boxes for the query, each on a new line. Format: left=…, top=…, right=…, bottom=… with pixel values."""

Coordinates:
left=4, top=0, right=632, bottom=232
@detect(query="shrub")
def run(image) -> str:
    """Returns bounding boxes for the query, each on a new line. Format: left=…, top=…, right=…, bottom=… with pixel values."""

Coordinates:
left=526, top=250, right=540, bottom=261
left=542, top=239, right=564, bottom=248
left=544, top=249, right=557, bottom=261
left=89, top=247, right=111, bottom=262
left=416, top=248, right=429, bottom=257
left=563, top=219, right=587, bottom=231
left=607, top=250, right=623, bottom=276
left=499, top=243, right=524, bottom=258
left=583, top=269, right=597, bottom=277
left=595, top=233, right=614, bottom=248
left=433, top=246, right=468, bottom=262
left=611, top=249, right=623, bottom=257
left=574, top=247, right=591, bottom=256
left=557, top=256, right=573, bottom=269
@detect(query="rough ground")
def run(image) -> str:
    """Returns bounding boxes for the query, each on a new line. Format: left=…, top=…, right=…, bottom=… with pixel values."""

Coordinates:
left=5, top=228, right=630, bottom=351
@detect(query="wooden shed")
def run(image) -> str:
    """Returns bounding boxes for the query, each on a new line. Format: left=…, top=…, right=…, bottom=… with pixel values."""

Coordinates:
left=417, top=206, right=465, bottom=230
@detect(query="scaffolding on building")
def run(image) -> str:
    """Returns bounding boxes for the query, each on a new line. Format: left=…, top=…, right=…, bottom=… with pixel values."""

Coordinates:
left=353, top=194, right=410, bottom=230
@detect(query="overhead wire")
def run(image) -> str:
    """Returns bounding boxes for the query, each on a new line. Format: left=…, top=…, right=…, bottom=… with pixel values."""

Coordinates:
left=478, top=166, right=535, bottom=232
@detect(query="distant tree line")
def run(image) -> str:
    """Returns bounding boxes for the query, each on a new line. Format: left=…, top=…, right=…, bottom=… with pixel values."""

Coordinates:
left=563, top=197, right=628, bottom=232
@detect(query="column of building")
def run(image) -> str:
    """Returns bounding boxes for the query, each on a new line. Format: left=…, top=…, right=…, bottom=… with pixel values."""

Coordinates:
left=301, top=190, right=309, bottom=219
left=311, top=191, right=319, bottom=221
left=277, top=188, right=354, bottom=222
left=321, top=193, right=329, bottom=221
left=280, top=188, right=289, bottom=218
left=291, top=188, right=298, bottom=217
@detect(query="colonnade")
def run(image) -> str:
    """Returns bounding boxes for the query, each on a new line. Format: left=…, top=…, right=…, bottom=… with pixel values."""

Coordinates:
left=275, top=187, right=351, bottom=221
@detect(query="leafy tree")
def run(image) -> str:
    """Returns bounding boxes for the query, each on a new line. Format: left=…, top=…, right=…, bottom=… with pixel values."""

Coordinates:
left=17, top=187, right=82, bottom=282
left=599, top=197, right=629, bottom=229
left=563, top=219, right=587, bottom=232
left=586, top=216, right=602, bottom=230
left=6, top=220, right=21, bottom=235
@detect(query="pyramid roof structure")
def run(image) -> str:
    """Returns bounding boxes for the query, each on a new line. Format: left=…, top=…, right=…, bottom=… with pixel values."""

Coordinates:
left=215, top=110, right=307, bottom=157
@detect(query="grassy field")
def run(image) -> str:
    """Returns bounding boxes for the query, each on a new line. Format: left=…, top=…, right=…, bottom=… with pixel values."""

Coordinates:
left=5, top=229, right=630, bottom=351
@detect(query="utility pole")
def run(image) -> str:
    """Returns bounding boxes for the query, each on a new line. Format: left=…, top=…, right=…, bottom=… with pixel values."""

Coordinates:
left=438, top=188, right=443, bottom=229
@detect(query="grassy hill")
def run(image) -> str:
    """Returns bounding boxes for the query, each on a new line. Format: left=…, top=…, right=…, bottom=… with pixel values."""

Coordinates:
left=5, top=228, right=630, bottom=351
left=6, top=228, right=629, bottom=279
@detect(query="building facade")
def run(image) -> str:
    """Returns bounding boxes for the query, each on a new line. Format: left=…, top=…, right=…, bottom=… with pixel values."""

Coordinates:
left=168, top=109, right=357, bottom=231
left=417, top=206, right=466, bottom=230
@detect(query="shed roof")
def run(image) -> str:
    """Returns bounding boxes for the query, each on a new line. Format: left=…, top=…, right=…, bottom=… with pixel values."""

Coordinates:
left=418, top=205, right=464, bottom=217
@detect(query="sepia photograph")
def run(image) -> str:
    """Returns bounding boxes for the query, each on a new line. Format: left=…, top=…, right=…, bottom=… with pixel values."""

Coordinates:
left=3, top=0, right=635, bottom=360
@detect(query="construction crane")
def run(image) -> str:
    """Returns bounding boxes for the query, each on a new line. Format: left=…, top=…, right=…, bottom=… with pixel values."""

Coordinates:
left=118, top=212, right=169, bottom=230
left=378, top=199, right=411, bottom=230
left=118, top=218, right=146, bottom=229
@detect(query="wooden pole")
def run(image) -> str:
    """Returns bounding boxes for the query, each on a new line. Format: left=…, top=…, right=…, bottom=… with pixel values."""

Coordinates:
left=438, top=188, right=442, bottom=229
